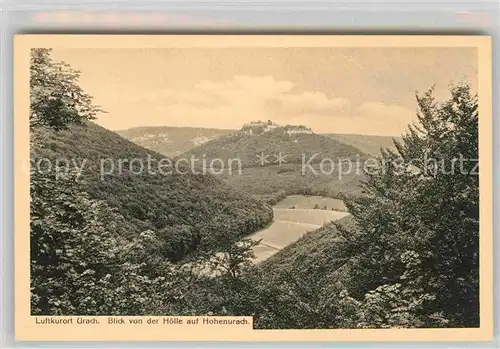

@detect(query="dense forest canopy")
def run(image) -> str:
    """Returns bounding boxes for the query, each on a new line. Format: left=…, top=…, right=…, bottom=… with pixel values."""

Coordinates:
left=30, top=49, right=273, bottom=314
left=254, top=84, right=479, bottom=328
left=30, top=49, right=479, bottom=329
left=180, top=124, right=366, bottom=168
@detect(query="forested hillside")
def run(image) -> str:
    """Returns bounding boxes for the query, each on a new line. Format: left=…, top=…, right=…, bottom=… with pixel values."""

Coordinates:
left=222, top=165, right=364, bottom=202
left=180, top=123, right=365, bottom=168
left=30, top=48, right=273, bottom=314
left=177, top=122, right=367, bottom=201
left=30, top=48, right=480, bottom=329
left=32, top=122, right=273, bottom=262
left=165, top=84, right=480, bottom=330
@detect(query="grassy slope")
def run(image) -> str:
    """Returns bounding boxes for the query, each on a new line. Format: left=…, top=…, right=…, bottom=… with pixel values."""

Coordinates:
left=273, top=208, right=349, bottom=226
left=32, top=122, right=273, bottom=260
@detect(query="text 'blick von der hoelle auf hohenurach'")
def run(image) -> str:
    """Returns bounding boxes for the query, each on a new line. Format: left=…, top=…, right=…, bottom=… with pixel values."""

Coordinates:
left=35, top=317, right=250, bottom=326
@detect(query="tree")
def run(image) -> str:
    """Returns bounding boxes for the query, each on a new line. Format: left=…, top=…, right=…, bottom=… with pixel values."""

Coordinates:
left=30, top=48, right=103, bottom=130
left=170, top=228, right=263, bottom=317
left=338, top=83, right=479, bottom=327
left=28, top=49, right=185, bottom=315
left=207, top=238, right=261, bottom=280
left=30, top=169, right=177, bottom=315
left=195, top=221, right=261, bottom=280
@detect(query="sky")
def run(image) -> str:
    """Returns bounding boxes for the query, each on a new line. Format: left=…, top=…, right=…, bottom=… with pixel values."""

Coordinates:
left=52, top=47, right=477, bottom=136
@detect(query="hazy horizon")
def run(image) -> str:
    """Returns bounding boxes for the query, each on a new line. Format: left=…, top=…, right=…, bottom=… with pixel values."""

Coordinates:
left=114, top=123, right=403, bottom=138
left=52, top=47, right=477, bottom=137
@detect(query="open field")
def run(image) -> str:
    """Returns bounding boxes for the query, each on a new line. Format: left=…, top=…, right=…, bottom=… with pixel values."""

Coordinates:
left=250, top=220, right=322, bottom=248
left=248, top=196, right=350, bottom=263
left=251, top=244, right=282, bottom=264
left=273, top=209, right=349, bottom=225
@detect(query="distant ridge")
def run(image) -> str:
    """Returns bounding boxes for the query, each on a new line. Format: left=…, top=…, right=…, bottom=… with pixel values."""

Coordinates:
left=325, top=133, right=400, bottom=156
left=118, top=125, right=398, bottom=159
left=117, top=126, right=232, bottom=157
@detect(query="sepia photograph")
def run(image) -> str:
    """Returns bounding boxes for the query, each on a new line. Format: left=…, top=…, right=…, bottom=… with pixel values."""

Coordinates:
left=15, top=35, right=493, bottom=341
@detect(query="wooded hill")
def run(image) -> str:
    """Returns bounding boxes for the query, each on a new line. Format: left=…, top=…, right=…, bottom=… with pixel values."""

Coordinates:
left=32, top=122, right=273, bottom=262
left=179, top=123, right=366, bottom=169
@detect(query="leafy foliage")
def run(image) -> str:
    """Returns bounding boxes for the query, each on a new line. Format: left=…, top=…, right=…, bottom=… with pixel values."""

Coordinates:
left=29, top=49, right=273, bottom=315
left=30, top=169, right=181, bottom=315
left=30, top=48, right=103, bottom=130
left=338, top=84, right=479, bottom=327
left=29, top=47, right=480, bottom=328
left=250, top=84, right=479, bottom=328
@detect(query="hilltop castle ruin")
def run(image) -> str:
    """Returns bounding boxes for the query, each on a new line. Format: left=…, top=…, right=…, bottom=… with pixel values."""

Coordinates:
left=241, top=121, right=313, bottom=137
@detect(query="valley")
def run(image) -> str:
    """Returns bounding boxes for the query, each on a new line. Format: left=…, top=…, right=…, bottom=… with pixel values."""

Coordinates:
left=192, top=194, right=350, bottom=274
left=29, top=47, right=480, bottom=329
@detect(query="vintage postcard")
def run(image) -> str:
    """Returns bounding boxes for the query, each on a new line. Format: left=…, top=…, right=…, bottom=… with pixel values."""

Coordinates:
left=14, top=35, right=493, bottom=342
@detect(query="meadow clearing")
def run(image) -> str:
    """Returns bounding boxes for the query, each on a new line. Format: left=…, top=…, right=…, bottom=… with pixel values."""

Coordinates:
left=249, top=195, right=350, bottom=263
